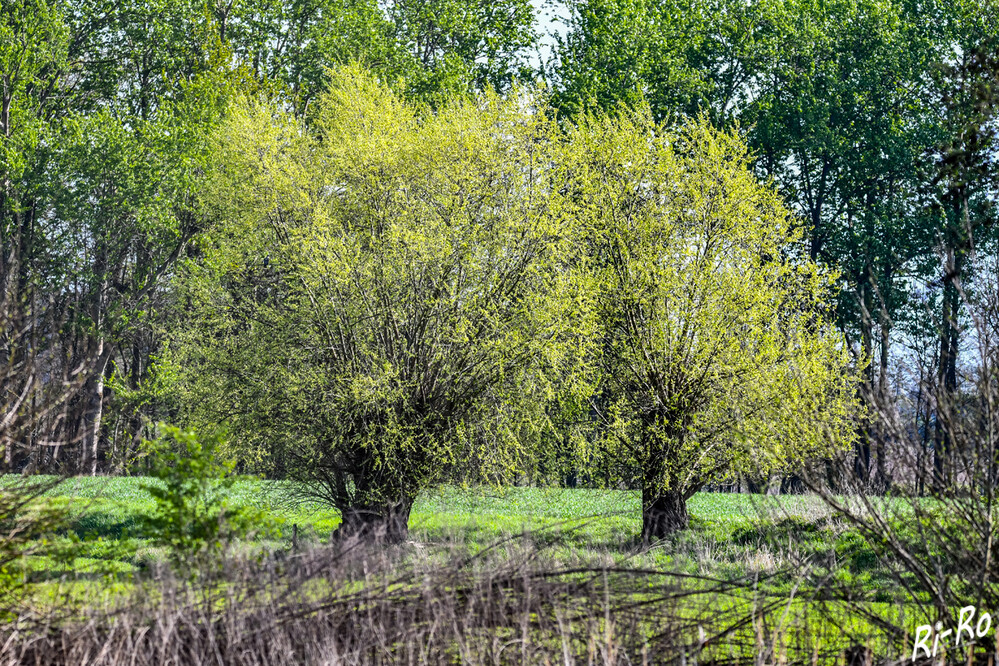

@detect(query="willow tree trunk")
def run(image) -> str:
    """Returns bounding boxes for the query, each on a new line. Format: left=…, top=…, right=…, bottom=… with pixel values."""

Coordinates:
left=641, top=487, right=688, bottom=542
left=333, top=499, right=414, bottom=543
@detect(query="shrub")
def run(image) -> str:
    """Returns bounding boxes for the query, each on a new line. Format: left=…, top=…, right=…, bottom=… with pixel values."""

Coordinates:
left=138, top=425, right=261, bottom=574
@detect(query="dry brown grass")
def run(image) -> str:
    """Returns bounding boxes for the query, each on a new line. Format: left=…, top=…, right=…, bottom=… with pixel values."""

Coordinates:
left=0, top=532, right=893, bottom=666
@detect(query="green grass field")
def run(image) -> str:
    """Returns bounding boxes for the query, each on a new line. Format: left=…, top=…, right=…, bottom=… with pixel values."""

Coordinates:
left=0, top=476, right=932, bottom=661
left=6, top=476, right=894, bottom=598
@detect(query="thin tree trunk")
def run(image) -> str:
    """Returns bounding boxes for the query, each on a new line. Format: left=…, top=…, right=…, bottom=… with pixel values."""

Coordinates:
left=874, top=306, right=892, bottom=492
left=855, top=272, right=873, bottom=485
left=935, top=243, right=963, bottom=488
left=80, top=343, right=111, bottom=476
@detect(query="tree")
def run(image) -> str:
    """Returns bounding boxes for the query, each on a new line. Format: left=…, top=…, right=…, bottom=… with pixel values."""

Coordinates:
left=548, top=0, right=769, bottom=123
left=171, top=68, right=591, bottom=541
left=1, top=0, right=256, bottom=473
left=384, top=0, right=538, bottom=103
left=570, top=109, right=858, bottom=539
left=922, top=0, right=999, bottom=485
left=207, top=0, right=404, bottom=113
left=742, top=0, right=942, bottom=489
left=206, top=0, right=538, bottom=114
left=1, top=0, right=71, bottom=468
left=47, top=84, right=228, bottom=473
left=550, top=0, right=948, bottom=490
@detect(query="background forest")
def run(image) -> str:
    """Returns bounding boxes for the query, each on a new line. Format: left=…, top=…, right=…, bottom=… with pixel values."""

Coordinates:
left=1, top=0, right=999, bottom=662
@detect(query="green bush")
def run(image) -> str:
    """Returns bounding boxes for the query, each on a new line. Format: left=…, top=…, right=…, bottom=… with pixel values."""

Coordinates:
left=138, top=425, right=262, bottom=574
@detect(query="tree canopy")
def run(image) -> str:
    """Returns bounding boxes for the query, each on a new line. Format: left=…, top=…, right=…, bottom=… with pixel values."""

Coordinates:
left=162, top=72, right=858, bottom=540
left=568, top=109, right=858, bottom=538
left=170, top=69, right=593, bottom=540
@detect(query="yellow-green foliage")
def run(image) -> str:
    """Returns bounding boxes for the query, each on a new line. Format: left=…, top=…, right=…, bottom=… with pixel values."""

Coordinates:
left=169, top=68, right=856, bottom=527
left=173, top=67, right=595, bottom=516
left=568, top=106, right=859, bottom=497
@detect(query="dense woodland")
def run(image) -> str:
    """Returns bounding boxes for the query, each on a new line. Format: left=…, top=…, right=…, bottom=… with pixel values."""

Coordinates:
left=1, top=0, right=998, bottom=541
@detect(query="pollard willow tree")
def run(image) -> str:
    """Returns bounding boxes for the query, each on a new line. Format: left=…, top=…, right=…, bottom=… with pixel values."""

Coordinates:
left=175, top=68, right=593, bottom=541
left=570, top=109, right=859, bottom=541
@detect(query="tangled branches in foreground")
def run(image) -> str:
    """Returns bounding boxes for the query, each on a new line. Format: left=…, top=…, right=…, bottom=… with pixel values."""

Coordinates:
left=0, top=534, right=891, bottom=666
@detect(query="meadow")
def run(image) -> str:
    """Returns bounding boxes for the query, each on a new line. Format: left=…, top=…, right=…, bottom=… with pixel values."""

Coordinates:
left=0, top=475, right=926, bottom=664
left=33, top=478, right=854, bottom=583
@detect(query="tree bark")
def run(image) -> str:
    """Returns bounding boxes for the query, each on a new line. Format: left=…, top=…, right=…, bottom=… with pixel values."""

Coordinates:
left=874, top=304, right=892, bottom=492
left=855, top=268, right=873, bottom=485
left=934, top=243, right=963, bottom=489
left=79, top=344, right=112, bottom=476
left=333, top=498, right=414, bottom=544
left=641, top=487, right=688, bottom=542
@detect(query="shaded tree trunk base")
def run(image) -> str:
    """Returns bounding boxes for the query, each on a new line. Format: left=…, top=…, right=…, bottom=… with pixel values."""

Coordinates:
left=331, top=502, right=413, bottom=544
left=641, top=490, right=688, bottom=543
